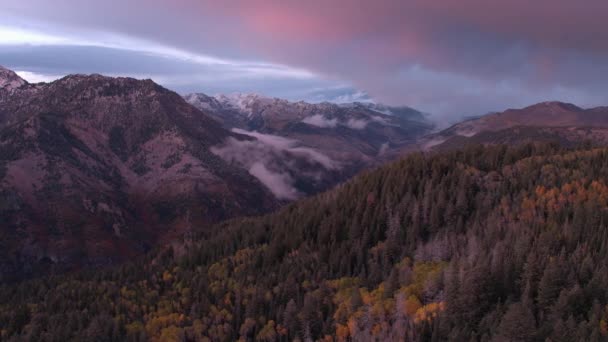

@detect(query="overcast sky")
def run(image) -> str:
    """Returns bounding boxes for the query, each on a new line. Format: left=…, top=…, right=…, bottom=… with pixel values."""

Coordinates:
left=1, top=1, right=607, bottom=121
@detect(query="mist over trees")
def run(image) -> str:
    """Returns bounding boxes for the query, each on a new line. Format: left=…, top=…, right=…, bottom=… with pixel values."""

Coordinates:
left=2, top=143, right=608, bottom=341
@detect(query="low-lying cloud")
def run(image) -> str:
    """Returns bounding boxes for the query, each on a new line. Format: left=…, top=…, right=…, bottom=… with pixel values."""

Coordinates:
left=248, top=162, right=299, bottom=200
left=210, top=128, right=339, bottom=199
left=369, top=115, right=390, bottom=125
left=378, top=142, right=390, bottom=156
left=300, top=115, right=369, bottom=130
left=301, top=114, right=338, bottom=128
left=232, top=129, right=338, bottom=170
left=345, top=118, right=368, bottom=130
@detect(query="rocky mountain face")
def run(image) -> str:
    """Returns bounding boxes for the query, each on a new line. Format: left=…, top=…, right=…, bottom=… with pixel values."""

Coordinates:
left=0, top=66, right=278, bottom=281
left=421, top=101, right=608, bottom=150
left=0, top=67, right=27, bottom=92
left=184, top=93, right=434, bottom=199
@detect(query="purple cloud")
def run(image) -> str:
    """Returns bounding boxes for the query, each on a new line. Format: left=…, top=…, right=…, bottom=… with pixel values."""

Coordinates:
left=2, top=1, right=608, bottom=117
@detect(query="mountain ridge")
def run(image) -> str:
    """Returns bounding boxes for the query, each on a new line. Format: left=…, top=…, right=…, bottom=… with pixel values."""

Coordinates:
left=422, top=101, right=608, bottom=149
left=0, top=66, right=279, bottom=281
left=185, top=91, right=434, bottom=199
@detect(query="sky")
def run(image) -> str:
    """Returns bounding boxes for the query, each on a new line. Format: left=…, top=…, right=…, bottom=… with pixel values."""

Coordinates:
left=1, top=0, right=607, bottom=121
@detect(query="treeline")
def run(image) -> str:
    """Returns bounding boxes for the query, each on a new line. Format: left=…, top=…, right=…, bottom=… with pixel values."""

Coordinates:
left=2, top=143, right=608, bottom=341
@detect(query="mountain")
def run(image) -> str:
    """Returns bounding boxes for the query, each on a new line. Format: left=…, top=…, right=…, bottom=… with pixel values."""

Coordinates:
left=3, top=143, right=608, bottom=341
left=422, top=101, right=608, bottom=149
left=0, top=66, right=278, bottom=281
left=185, top=93, right=434, bottom=198
left=0, top=67, right=27, bottom=92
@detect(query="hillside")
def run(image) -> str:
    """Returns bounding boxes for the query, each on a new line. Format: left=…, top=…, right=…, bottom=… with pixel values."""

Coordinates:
left=2, top=143, right=608, bottom=341
left=0, top=66, right=278, bottom=281
left=422, top=102, right=608, bottom=150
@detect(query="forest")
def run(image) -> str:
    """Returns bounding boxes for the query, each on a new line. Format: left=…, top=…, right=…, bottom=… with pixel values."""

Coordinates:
left=2, top=143, right=608, bottom=341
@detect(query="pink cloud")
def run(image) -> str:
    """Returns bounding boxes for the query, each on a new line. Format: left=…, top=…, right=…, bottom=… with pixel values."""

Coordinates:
left=193, top=1, right=607, bottom=96
left=4, top=0, right=608, bottom=115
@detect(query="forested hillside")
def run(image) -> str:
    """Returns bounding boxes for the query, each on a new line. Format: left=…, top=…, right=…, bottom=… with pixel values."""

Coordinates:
left=2, top=143, right=608, bottom=341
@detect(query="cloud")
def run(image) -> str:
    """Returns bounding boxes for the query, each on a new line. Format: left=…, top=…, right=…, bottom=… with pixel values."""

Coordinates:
left=0, top=25, right=70, bottom=45
left=248, top=162, right=299, bottom=200
left=303, top=86, right=374, bottom=104
left=210, top=129, right=339, bottom=199
left=345, top=118, right=368, bottom=130
left=301, top=114, right=375, bottom=131
left=369, top=116, right=390, bottom=124
left=301, top=114, right=338, bottom=128
left=332, top=91, right=374, bottom=104
left=287, top=146, right=337, bottom=170
left=231, top=129, right=338, bottom=169
left=378, top=142, right=389, bottom=156
left=0, top=44, right=342, bottom=97
left=14, top=70, right=62, bottom=83
left=206, top=1, right=608, bottom=116
left=231, top=129, right=293, bottom=149
left=2, top=1, right=608, bottom=117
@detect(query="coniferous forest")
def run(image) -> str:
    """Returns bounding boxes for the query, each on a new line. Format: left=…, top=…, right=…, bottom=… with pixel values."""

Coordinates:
left=2, top=143, right=608, bottom=341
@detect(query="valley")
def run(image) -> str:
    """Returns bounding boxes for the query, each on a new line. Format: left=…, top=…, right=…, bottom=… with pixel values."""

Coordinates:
left=2, top=2, right=607, bottom=341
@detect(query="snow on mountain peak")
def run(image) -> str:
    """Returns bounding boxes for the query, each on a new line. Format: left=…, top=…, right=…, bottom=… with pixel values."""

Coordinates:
left=213, top=93, right=275, bottom=116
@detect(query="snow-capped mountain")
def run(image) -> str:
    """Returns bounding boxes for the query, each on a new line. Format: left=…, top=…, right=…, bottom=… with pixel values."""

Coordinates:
left=185, top=92, right=434, bottom=200
left=185, top=92, right=430, bottom=133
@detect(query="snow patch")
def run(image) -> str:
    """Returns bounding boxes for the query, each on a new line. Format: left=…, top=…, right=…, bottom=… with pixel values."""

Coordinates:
left=214, top=93, right=273, bottom=116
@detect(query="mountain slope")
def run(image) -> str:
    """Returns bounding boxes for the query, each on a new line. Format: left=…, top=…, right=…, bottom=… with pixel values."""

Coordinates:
left=185, top=93, right=433, bottom=198
left=422, top=101, right=608, bottom=149
left=3, top=143, right=608, bottom=341
left=0, top=66, right=277, bottom=281
left=0, top=67, right=27, bottom=92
